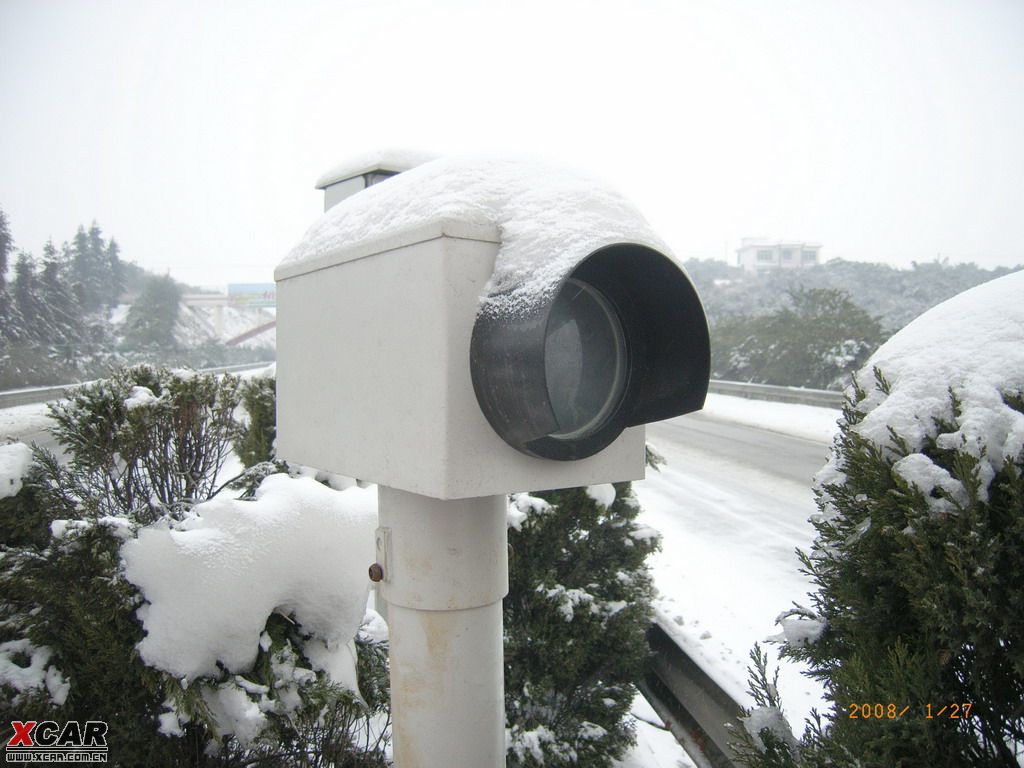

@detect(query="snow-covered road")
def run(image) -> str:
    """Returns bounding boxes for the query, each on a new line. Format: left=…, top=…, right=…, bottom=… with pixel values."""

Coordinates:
left=0, top=402, right=54, bottom=444
left=636, top=394, right=841, bottom=732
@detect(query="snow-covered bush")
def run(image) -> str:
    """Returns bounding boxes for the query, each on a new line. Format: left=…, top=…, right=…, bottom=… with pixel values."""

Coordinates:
left=0, top=366, right=388, bottom=765
left=42, top=364, right=245, bottom=522
left=734, top=271, right=1024, bottom=766
left=504, top=484, right=659, bottom=767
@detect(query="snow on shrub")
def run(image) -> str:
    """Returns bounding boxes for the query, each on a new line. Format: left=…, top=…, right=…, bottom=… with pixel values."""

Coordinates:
left=122, top=474, right=376, bottom=690
left=0, top=442, right=32, bottom=500
left=0, top=639, right=69, bottom=706
left=585, top=483, right=617, bottom=508
left=120, top=471, right=382, bottom=750
left=823, top=269, right=1024, bottom=508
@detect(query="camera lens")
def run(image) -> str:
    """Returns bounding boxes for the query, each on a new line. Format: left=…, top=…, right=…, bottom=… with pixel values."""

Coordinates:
left=543, top=279, right=627, bottom=440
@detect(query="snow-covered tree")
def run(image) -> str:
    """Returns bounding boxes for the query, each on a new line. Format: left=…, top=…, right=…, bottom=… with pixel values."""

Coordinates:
left=5, top=250, right=65, bottom=385
left=734, top=271, right=1024, bottom=767
left=104, top=237, right=124, bottom=311
left=712, top=287, right=885, bottom=390
left=0, top=213, right=115, bottom=386
left=0, top=206, right=12, bottom=329
left=687, top=256, right=1021, bottom=333
left=0, top=206, right=11, bottom=285
left=38, top=239, right=85, bottom=361
left=69, top=222, right=116, bottom=314
left=0, top=208, right=20, bottom=381
left=122, top=274, right=182, bottom=352
left=12, top=251, right=47, bottom=339
left=0, top=211, right=265, bottom=388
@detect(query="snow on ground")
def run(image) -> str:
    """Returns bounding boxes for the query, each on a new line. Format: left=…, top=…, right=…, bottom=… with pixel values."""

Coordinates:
left=701, top=392, right=841, bottom=444
left=618, top=694, right=697, bottom=768
left=635, top=396, right=842, bottom=733
left=108, top=303, right=131, bottom=325
left=0, top=402, right=54, bottom=441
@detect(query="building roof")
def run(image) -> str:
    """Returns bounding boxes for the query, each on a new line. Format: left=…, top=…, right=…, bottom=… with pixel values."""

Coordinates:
left=738, top=238, right=822, bottom=250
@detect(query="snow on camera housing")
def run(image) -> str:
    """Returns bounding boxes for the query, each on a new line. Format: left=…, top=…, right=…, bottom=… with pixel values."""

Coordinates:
left=274, top=153, right=710, bottom=498
left=471, top=242, right=709, bottom=460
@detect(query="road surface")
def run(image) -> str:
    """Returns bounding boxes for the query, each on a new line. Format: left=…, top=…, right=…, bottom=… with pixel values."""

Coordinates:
left=648, top=410, right=832, bottom=488
left=635, top=408, right=835, bottom=727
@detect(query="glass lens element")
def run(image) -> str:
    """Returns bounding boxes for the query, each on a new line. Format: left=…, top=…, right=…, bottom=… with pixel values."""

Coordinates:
left=544, top=279, right=627, bottom=440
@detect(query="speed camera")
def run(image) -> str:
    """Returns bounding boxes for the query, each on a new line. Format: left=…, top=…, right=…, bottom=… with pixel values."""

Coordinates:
left=471, top=243, right=708, bottom=460
left=274, top=155, right=710, bottom=499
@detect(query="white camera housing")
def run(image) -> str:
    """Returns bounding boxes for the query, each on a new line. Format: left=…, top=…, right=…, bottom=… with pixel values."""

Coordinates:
left=274, top=156, right=709, bottom=499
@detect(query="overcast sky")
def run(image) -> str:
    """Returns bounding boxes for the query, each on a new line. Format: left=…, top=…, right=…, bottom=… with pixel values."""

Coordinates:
left=1, top=0, right=1022, bottom=290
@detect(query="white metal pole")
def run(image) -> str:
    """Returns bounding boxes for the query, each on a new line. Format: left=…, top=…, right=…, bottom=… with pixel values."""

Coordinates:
left=377, top=487, right=508, bottom=768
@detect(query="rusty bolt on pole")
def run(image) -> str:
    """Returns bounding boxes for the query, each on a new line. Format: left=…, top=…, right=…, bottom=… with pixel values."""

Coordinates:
left=368, top=563, right=384, bottom=583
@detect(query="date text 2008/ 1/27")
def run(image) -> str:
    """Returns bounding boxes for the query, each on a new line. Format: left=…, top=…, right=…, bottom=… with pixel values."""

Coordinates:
left=847, top=703, right=973, bottom=720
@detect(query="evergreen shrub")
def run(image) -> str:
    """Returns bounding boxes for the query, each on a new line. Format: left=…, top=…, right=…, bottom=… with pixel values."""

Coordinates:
left=504, top=484, right=659, bottom=767
left=735, top=373, right=1024, bottom=767
left=234, top=373, right=277, bottom=468
left=0, top=366, right=389, bottom=766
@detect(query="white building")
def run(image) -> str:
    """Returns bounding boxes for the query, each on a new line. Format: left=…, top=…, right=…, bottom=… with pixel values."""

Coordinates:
left=736, top=238, right=821, bottom=273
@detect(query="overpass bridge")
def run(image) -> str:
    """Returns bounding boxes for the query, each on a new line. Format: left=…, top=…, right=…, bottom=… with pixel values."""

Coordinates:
left=181, top=294, right=276, bottom=346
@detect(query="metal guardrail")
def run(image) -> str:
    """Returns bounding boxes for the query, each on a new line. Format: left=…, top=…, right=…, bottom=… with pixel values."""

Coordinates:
left=0, top=384, right=73, bottom=409
left=641, top=622, right=745, bottom=768
left=0, top=363, right=274, bottom=410
left=709, top=379, right=844, bottom=408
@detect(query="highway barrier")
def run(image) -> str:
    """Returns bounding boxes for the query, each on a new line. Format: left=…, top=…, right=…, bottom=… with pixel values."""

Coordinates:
left=3, top=372, right=841, bottom=412
left=709, top=379, right=844, bottom=408
left=0, top=363, right=274, bottom=410
left=641, top=622, right=745, bottom=767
